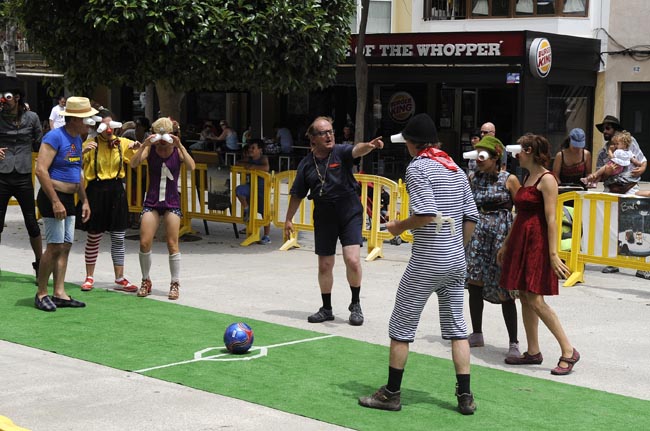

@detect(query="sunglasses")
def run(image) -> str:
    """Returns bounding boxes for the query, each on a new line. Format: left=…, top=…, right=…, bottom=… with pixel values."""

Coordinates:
left=480, top=130, right=493, bottom=135
left=313, top=129, right=334, bottom=137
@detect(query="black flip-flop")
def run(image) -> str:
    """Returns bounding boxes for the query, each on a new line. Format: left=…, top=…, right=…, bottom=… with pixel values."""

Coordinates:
left=51, top=296, right=86, bottom=308
left=34, top=294, right=56, bottom=312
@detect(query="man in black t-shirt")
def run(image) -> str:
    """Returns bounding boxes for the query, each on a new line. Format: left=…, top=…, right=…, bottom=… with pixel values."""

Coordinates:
left=284, top=116, right=383, bottom=326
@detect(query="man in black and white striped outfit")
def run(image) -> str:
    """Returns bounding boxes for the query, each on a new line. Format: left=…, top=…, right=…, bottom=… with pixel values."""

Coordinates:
left=359, top=113, right=479, bottom=415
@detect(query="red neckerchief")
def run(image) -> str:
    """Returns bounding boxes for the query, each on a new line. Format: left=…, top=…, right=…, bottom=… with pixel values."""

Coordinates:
left=417, top=147, right=458, bottom=171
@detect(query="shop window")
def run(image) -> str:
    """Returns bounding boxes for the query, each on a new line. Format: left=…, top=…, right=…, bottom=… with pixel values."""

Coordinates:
left=350, top=0, right=392, bottom=33
left=546, top=86, right=591, bottom=155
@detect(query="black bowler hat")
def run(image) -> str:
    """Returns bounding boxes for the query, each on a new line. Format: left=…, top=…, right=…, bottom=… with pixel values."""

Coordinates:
left=391, top=113, right=438, bottom=144
left=596, top=115, right=623, bottom=133
left=0, top=76, right=25, bottom=95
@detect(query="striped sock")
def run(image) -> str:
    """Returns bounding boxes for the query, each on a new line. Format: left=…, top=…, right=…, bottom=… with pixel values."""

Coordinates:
left=85, top=232, right=102, bottom=265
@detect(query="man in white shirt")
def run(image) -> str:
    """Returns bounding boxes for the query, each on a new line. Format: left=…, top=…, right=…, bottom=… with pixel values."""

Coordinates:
left=274, top=124, right=293, bottom=154
left=48, top=96, right=66, bottom=130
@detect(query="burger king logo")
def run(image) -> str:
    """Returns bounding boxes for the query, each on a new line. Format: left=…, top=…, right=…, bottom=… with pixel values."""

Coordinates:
left=529, top=38, right=552, bottom=79
left=388, top=92, right=415, bottom=123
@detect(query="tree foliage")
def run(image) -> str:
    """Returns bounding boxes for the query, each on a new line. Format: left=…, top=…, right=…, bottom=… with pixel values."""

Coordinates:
left=14, top=0, right=354, bottom=94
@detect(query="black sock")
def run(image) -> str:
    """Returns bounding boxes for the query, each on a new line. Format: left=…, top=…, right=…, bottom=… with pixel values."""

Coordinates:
left=456, top=374, right=471, bottom=395
left=502, top=299, right=518, bottom=343
left=387, top=366, right=404, bottom=393
left=321, top=293, right=332, bottom=310
left=350, top=286, right=360, bottom=304
left=467, top=284, right=484, bottom=333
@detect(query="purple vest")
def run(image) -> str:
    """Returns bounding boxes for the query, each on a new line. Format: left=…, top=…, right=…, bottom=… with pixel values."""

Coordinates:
left=144, top=147, right=182, bottom=209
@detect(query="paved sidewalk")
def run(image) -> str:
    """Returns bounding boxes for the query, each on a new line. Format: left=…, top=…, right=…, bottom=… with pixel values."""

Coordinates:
left=1, top=201, right=649, bottom=430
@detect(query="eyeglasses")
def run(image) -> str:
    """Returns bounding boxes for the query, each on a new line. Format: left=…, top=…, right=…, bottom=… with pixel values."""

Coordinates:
left=480, top=130, right=493, bottom=135
left=313, top=129, right=334, bottom=137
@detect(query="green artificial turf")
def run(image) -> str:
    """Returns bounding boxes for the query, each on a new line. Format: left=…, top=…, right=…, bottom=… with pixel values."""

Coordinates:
left=2, top=270, right=649, bottom=430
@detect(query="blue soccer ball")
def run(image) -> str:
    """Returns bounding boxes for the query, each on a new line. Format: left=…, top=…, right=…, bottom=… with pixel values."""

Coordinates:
left=223, top=322, right=254, bottom=354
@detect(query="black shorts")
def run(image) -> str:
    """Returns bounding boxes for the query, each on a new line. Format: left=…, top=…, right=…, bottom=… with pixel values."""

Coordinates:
left=313, top=193, right=363, bottom=256
left=37, top=189, right=76, bottom=218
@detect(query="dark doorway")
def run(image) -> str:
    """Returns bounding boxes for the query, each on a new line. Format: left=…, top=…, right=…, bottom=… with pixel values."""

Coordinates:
left=621, top=83, right=650, bottom=182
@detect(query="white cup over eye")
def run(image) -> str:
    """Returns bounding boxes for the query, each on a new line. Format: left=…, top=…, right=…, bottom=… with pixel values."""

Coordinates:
left=463, top=150, right=478, bottom=160
left=506, top=145, right=522, bottom=156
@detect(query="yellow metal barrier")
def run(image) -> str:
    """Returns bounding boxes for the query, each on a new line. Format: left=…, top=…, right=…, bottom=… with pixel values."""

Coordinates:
left=355, top=174, right=400, bottom=261
left=276, top=171, right=402, bottom=261
left=274, top=169, right=314, bottom=251
left=180, top=162, right=272, bottom=246
left=558, top=191, right=650, bottom=287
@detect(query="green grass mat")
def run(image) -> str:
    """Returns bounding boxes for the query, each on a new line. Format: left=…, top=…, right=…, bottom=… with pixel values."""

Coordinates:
left=1, top=270, right=649, bottom=430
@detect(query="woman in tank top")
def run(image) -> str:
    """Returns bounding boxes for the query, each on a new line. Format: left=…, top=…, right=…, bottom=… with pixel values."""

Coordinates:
left=552, top=128, right=592, bottom=185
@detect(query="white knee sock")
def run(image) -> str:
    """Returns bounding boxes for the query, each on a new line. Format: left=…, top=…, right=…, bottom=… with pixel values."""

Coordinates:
left=169, top=253, right=181, bottom=283
left=139, top=251, right=152, bottom=280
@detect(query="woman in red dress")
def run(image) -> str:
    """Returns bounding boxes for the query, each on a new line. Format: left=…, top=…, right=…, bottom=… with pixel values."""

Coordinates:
left=497, top=134, right=580, bottom=376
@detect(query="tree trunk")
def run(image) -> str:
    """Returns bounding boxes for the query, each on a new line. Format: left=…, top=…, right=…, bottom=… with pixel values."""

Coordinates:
left=1, top=21, right=18, bottom=77
left=354, top=0, right=370, bottom=171
left=155, top=79, right=185, bottom=122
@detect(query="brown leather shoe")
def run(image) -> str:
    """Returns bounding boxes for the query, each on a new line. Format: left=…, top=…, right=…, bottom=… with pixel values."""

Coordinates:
left=551, top=348, right=580, bottom=375
left=137, top=279, right=152, bottom=297
left=168, top=281, right=180, bottom=300
left=504, top=351, right=543, bottom=365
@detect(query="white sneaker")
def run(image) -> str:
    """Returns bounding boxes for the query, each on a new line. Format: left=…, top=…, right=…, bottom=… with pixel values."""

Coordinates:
left=507, top=342, right=521, bottom=359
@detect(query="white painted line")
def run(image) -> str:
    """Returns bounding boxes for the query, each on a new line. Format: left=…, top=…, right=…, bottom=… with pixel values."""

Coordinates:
left=134, top=334, right=336, bottom=373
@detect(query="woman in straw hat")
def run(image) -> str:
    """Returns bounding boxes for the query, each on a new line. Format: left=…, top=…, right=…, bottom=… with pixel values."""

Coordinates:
left=130, top=117, right=195, bottom=300
left=34, top=96, right=96, bottom=312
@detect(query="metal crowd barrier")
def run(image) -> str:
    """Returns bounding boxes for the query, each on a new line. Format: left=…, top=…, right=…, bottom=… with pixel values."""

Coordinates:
left=558, top=190, right=650, bottom=287
left=276, top=172, right=401, bottom=261
left=21, top=154, right=406, bottom=257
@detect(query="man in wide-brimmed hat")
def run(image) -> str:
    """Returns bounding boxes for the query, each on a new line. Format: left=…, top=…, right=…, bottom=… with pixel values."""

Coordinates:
left=595, top=115, right=648, bottom=278
left=0, top=76, right=43, bottom=278
left=595, top=115, right=646, bottom=177
left=34, top=96, right=97, bottom=311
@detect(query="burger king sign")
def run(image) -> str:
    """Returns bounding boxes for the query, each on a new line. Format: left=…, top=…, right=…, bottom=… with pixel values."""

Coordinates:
left=388, top=92, right=416, bottom=123
left=529, top=37, right=552, bottom=79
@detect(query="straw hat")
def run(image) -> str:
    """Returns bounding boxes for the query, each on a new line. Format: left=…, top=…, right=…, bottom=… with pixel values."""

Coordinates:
left=62, top=97, right=98, bottom=118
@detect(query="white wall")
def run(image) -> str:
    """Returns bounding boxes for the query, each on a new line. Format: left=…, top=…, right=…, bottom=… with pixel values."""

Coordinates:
left=600, top=0, right=650, bottom=118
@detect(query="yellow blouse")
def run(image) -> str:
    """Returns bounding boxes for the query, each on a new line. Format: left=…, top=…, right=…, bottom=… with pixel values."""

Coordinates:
left=82, top=135, right=137, bottom=181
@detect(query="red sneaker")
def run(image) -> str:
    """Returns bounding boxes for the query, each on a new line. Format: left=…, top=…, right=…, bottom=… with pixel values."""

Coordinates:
left=81, top=276, right=94, bottom=292
left=114, top=278, right=138, bottom=293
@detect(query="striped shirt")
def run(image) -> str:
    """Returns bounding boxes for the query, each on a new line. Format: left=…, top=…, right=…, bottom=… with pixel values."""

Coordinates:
left=388, top=155, right=479, bottom=341
left=405, top=156, right=479, bottom=273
